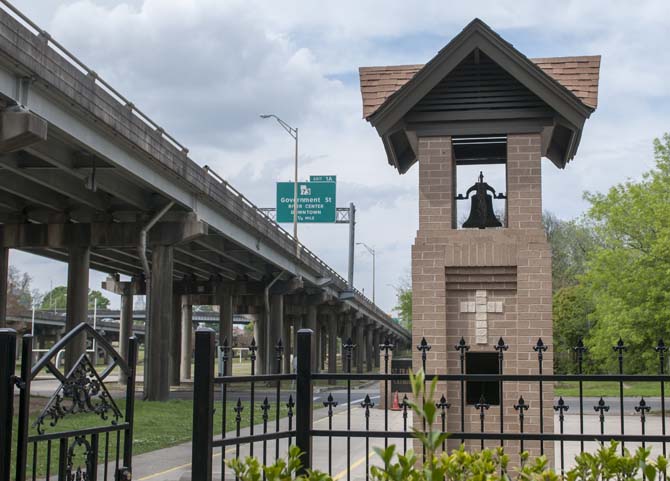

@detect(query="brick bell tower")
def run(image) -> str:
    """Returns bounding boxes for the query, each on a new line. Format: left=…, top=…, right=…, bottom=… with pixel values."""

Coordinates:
left=359, top=19, right=599, bottom=460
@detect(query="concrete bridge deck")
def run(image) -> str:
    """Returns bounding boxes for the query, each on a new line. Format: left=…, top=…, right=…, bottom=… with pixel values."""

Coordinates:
left=0, top=4, right=409, bottom=400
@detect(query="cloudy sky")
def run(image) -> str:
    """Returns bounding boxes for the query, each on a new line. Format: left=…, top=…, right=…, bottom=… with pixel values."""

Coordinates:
left=8, top=0, right=670, bottom=313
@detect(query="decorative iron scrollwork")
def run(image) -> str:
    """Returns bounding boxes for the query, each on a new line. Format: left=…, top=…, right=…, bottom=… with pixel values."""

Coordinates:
left=33, top=354, right=122, bottom=434
left=65, top=435, right=95, bottom=481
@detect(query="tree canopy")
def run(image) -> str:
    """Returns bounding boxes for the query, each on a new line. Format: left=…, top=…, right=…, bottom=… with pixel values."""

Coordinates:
left=6, top=266, right=39, bottom=316
left=392, top=276, right=412, bottom=331
left=576, top=134, right=670, bottom=372
left=41, top=286, right=110, bottom=310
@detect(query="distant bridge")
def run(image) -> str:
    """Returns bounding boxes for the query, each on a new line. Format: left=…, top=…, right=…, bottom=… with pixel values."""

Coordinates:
left=6, top=309, right=254, bottom=343
left=0, top=4, right=409, bottom=400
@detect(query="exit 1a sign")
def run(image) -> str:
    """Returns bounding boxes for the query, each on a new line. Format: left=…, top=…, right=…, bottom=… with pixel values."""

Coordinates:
left=309, top=175, right=336, bottom=183
left=276, top=181, right=336, bottom=223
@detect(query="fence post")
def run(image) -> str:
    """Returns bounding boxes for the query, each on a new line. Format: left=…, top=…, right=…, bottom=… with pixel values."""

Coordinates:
left=0, top=328, right=17, bottom=481
left=15, top=334, right=32, bottom=481
left=192, top=327, right=215, bottom=481
left=296, top=329, right=313, bottom=475
left=121, top=336, right=138, bottom=480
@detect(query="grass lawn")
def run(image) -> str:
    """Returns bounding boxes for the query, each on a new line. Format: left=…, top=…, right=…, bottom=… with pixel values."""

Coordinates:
left=554, top=381, right=665, bottom=397
left=16, top=398, right=288, bottom=478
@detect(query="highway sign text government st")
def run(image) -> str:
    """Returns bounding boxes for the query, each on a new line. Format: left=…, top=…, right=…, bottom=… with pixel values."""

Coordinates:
left=276, top=181, right=336, bottom=223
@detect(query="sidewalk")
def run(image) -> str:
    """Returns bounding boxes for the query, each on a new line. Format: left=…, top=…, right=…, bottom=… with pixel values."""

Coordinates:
left=129, top=403, right=404, bottom=481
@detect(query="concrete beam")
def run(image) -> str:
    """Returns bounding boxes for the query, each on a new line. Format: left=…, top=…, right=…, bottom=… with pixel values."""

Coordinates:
left=0, top=220, right=207, bottom=249
left=1, top=153, right=111, bottom=210
left=0, top=109, right=47, bottom=152
left=175, top=247, right=237, bottom=279
left=194, top=236, right=266, bottom=275
left=270, top=276, right=304, bottom=296
left=26, top=141, right=151, bottom=210
left=101, top=275, right=145, bottom=296
left=0, top=170, right=68, bottom=210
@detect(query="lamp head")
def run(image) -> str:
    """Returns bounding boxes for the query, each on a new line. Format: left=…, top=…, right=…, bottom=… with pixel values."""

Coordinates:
left=260, top=114, right=272, bottom=119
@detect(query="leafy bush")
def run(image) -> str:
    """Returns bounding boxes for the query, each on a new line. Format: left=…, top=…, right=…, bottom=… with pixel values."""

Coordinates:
left=228, top=445, right=330, bottom=481
left=227, top=369, right=669, bottom=481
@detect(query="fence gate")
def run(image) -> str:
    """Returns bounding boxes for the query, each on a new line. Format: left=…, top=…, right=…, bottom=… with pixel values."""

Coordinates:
left=0, top=323, right=137, bottom=481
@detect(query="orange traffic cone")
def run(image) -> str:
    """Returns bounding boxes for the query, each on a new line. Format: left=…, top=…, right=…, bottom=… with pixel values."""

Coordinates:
left=390, top=391, right=401, bottom=411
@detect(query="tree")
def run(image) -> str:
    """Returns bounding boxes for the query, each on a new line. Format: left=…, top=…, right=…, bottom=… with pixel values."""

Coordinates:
left=578, top=133, right=670, bottom=372
left=41, top=286, right=67, bottom=311
left=41, top=286, right=110, bottom=310
left=543, top=211, right=598, bottom=292
left=392, top=276, right=412, bottom=331
left=6, top=266, right=37, bottom=316
left=88, top=290, right=110, bottom=309
left=552, top=285, right=594, bottom=373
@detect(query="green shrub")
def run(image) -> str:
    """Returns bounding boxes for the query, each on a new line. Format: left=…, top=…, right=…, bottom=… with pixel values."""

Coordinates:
left=227, top=369, right=669, bottom=481
left=228, top=445, right=330, bottom=481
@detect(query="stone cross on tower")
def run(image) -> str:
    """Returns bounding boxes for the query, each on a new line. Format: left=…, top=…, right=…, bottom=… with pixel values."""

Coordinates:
left=460, top=290, right=503, bottom=344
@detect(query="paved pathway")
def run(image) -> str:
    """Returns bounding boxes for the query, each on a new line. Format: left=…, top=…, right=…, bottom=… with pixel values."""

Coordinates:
left=130, top=403, right=402, bottom=481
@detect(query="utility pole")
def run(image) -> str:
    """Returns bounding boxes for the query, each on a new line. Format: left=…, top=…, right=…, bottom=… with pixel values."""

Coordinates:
left=348, top=202, right=356, bottom=288
left=260, top=114, right=300, bottom=259
left=357, top=242, right=376, bottom=303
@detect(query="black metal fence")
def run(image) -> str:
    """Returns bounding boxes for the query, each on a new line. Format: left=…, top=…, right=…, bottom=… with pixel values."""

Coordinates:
left=0, top=324, right=137, bottom=481
left=192, top=328, right=670, bottom=481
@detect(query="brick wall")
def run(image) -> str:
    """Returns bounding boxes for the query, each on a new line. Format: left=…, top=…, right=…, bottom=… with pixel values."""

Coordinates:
left=411, top=133, right=554, bottom=465
left=418, top=137, right=455, bottom=232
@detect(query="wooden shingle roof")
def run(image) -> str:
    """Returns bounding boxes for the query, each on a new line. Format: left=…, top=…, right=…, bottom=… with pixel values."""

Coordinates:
left=359, top=55, right=600, bottom=118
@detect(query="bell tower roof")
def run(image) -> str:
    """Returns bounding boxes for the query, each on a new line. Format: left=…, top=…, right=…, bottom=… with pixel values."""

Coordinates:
left=359, top=18, right=600, bottom=173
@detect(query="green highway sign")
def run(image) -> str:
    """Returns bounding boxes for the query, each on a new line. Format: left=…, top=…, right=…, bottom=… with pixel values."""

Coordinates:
left=276, top=181, right=336, bottom=223
left=309, top=175, right=336, bottom=183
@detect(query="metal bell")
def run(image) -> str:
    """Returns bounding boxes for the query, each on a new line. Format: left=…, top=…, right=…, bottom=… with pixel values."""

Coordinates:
left=460, top=172, right=504, bottom=229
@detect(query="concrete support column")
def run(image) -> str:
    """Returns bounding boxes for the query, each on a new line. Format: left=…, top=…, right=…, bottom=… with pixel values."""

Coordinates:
left=341, top=317, right=353, bottom=371
left=0, top=247, right=7, bottom=328
left=306, top=305, right=318, bottom=372
left=145, top=245, right=173, bottom=401
left=255, top=306, right=267, bottom=375
left=65, top=245, right=90, bottom=372
left=180, top=297, right=193, bottom=381
left=328, top=314, right=338, bottom=382
left=268, top=294, right=283, bottom=374
left=293, top=314, right=302, bottom=371
left=355, top=321, right=365, bottom=374
left=314, top=314, right=323, bottom=374
left=374, top=330, right=381, bottom=368
left=320, top=319, right=328, bottom=370
left=217, top=284, right=233, bottom=376
left=282, top=316, right=292, bottom=374
left=365, top=326, right=375, bottom=371
left=118, top=288, right=134, bottom=386
left=169, top=294, right=182, bottom=386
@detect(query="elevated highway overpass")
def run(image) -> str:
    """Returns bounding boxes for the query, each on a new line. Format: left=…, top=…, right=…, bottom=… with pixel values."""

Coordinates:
left=0, top=3, right=410, bottom=400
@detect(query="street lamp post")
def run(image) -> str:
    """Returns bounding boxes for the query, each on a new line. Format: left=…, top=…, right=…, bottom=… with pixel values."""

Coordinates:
left=357, top=242, right=376, bottom=303
left=260, top=114, right=299, bottom=258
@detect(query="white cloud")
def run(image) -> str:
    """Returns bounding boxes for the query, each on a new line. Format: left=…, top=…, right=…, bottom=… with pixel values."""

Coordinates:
left=7, top=0, right=670, bottom=312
